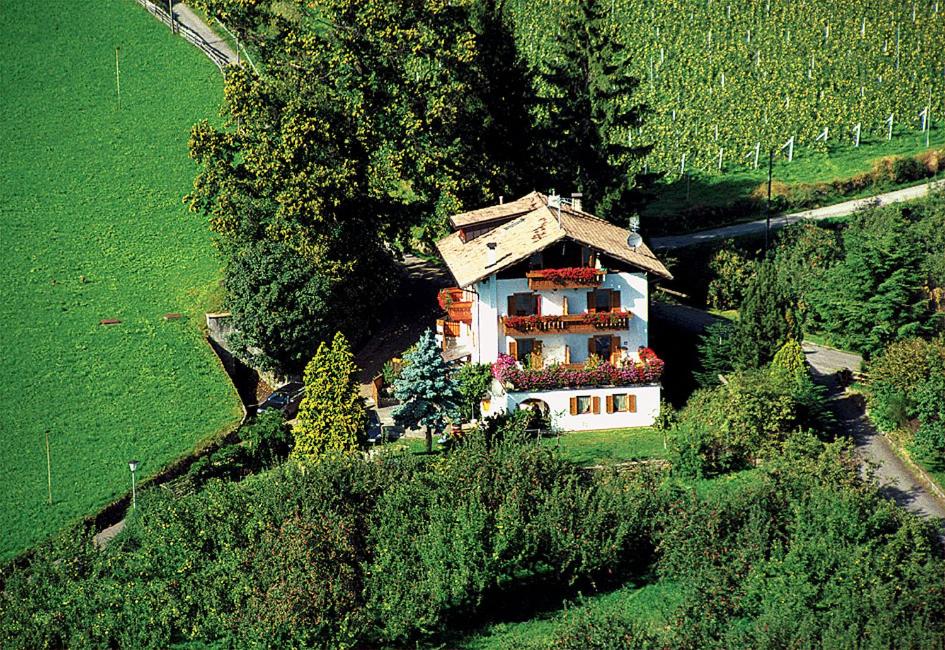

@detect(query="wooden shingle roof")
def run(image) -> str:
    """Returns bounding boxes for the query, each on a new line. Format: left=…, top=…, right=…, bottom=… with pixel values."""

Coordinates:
left=436, top=193, right=672, bottom=287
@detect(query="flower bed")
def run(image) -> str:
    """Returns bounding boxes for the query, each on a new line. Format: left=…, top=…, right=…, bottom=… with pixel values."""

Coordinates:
left=492, top=348, right=664, bottom=391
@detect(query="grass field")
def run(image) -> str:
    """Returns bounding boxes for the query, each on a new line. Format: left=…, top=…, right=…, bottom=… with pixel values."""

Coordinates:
left=0, top=1, right=242, bottom=560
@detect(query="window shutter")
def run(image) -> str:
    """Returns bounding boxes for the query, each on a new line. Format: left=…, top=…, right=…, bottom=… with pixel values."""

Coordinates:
left=507, top=295, right=515, bottom=316
left=628, top=394, right=637, bottom=413
left=588, top=337, right=595, bottom=357
left=592, top=396, right=601, bottom=414
left=533, top=340, right=543, bottom=370
left=508, top=340, right=518, bottom=359
left=611, top=336, right=621, bottom=365
left=562, top=296, right=569, bottom=315
left=586, top=290, right=595, bottom=313
left=606, top=395, right=614, bottom=413
left=564, top=345, right=571, bottom=365
left=611, top=290, right=621, bottom=311
left=570, top=397, right=578, bottom=415
left=535, top=294, right=542, bottom=316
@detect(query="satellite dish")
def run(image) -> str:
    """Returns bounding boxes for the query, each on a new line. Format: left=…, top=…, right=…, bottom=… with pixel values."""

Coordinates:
left=627, top=232, right=643, bottom=249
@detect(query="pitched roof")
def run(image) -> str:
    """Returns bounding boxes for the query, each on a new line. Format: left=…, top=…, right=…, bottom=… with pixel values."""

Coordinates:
left=449, top=191, right=546, bottom=229
left=436, top=193, right=672, bottom=287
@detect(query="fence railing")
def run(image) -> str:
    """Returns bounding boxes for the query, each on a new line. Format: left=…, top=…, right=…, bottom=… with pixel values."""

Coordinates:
left=134, top=0, right=233, bottom=70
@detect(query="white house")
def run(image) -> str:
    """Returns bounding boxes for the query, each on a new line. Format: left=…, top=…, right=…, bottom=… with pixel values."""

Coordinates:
left=435, top=192, right=673, bottom=431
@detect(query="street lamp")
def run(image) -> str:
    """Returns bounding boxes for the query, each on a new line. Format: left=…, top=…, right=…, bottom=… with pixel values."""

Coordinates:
left=128, top=459, right=139, bottom=509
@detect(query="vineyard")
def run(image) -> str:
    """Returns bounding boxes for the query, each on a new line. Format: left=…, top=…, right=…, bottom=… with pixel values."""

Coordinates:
left=507, top=0, right=945, bottom=176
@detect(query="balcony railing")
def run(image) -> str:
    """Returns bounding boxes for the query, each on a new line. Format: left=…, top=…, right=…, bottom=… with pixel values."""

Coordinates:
left=526, top=267, right=605, bottom=290
left=502, top=311, right=631, bottom=335
left=492, top=348, right=665, bottom=391
left=439, top=287, right=473, bottom=325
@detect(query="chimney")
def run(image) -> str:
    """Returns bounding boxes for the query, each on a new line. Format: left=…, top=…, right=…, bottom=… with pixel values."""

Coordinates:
left=499, top=195, right=504, bottom=204
left=486, top=241, right=497, bottom=267
left=571, top=192, right=583, bottom=212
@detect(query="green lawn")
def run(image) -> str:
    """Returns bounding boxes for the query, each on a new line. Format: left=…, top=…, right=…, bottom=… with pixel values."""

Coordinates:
left=0, top=1, right=242, bottom=560
left=644, top=126, right=944, bottom=228
left=450, top=580, right=682, bottom=649
left=545, top=427, right=670, bottom=466
left=391, top=427, right=670, bottom=466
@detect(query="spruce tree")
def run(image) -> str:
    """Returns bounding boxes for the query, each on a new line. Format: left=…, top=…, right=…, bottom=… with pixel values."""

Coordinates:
left=393, top=330, right=461, bottom=453
left=292, top=332, right=365, bottom=461
left=695, top=320, right=737, bottom=387
left=734, top=260, right=802, bottom=369
left=534, top=0, right=654, bottom=221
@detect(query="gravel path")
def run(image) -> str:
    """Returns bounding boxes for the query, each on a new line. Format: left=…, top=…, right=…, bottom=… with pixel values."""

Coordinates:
left=651, top=178, right=944, bottom=250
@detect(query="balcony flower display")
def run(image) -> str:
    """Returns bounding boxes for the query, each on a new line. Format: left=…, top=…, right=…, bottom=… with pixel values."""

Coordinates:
left=532, top=267, right=603, bottom=285
left=581, top=310, right=632, bottom=328
left=504, top=314, right=560, bottom=332
left=491, top=348, right=664, bottom=391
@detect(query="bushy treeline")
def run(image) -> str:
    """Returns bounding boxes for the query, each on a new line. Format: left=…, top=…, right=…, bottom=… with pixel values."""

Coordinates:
left=697, top=192, right=945, bottom=386
left=0, top=437, right=663, bottom=648
left=4, top=423, right=944, bottom=648
left=868, top=336, right=945, bottom=467
left=535, top=434, right=945, bottom=649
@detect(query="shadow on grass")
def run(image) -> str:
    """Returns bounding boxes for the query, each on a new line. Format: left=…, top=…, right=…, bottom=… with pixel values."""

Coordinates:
left=426, top=566, right=657, bottom=648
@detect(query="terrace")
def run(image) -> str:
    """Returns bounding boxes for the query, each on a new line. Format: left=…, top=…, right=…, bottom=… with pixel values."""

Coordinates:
left=492, top=348, right=664, bottom=392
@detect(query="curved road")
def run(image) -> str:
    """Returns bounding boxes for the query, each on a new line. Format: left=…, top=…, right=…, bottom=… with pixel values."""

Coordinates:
left=651, top=178, right=945, bottom=250
left=653, top=303, right=945, bottom=528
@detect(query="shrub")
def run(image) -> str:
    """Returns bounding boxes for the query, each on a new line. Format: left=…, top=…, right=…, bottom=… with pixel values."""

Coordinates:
left=706, top=248, right=757, bottom=310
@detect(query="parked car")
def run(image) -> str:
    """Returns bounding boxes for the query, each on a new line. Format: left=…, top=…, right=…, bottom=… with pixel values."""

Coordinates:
left=365, top=410, right=400, bottom=445
left=257, top=382, right=304, bottom=418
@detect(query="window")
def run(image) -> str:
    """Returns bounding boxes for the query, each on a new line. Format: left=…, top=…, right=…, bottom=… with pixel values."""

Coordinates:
left=509, top=339, right=542, bottom=368
left=608, top=393, right=637, bottom=413
left=576, top=395, right=592, bottom=414
left=508, top=292, right=539, bottom=316
left=593, top=335, right=612, bottom=358
left=586, top=288, right=620, bottom=313
left=570, top=395, right=600, bottom=415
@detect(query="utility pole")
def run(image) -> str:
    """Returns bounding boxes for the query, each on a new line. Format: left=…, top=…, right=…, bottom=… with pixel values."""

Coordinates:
left=114, top=47, right=121, bottom=110
left=765, top=149, right=774, bottom=252
left=45, top=430, right=52, bottom=505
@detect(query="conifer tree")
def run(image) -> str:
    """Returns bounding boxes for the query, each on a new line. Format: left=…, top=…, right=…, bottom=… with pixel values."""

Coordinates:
left=292, top=332, right=365, bottom=461
left=734, top=260, right=802, bottom=369
left=393, top=330, right=461, bottom=453
left=534, top=0, right=655, bottom=221
left=695, top=320, right=737, bottom=388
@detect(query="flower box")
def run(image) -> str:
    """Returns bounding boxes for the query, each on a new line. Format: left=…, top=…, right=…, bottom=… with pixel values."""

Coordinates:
left=491, top=348, right=664, bottom=391
left=502, top=311, right=631, bottom=335
left=526, top=267, right=605, bottom=290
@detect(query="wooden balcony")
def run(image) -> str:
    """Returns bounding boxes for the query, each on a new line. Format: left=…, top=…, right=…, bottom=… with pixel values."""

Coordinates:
left=526, top=268, right=605, bottom=290
left=502, top=311, right=631, bottom=335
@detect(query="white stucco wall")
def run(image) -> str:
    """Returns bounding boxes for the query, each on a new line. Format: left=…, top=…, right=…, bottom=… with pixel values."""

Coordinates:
left=482, top=383, right=661, bottom=430
left=471, top=271, right=649, bottom=364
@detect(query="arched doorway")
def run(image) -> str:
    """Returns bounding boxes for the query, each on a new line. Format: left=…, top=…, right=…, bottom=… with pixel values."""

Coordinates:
left=518, top=398, right=551, bottom=431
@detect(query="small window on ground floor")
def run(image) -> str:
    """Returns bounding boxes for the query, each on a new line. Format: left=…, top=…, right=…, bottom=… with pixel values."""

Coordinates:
left=577, top=395, right=591, bottom=414
left=608, top=393, right=637, bottom=413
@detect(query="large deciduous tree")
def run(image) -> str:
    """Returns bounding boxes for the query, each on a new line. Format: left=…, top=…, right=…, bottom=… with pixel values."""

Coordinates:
left=293, top=332, right=366, bottom=460
left=392, top=329, right=460, bottom=453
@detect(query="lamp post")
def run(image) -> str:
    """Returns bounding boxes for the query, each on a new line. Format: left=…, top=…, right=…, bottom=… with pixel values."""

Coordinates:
left=128, top=459, right=139, bottom=509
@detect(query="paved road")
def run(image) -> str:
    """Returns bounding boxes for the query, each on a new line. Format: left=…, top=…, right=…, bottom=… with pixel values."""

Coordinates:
left=651, top=178, right=945, bottom=250
left=654, top=302, right=945, bottom=527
